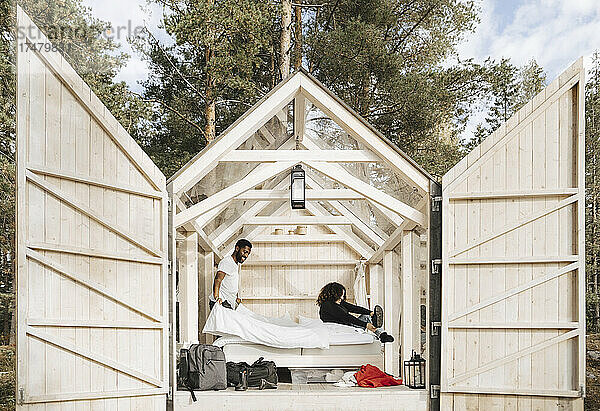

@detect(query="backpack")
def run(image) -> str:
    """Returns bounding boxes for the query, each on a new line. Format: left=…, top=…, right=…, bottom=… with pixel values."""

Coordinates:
left=179, top=344, right=227, bottom=401
left=226, top=357, right=278, bottom=387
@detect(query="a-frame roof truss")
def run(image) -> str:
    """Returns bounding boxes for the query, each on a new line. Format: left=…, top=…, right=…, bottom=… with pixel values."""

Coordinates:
left=169, top=70, right=432, bottom=259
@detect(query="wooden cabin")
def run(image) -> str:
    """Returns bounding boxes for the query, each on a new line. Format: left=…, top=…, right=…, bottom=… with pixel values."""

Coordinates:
left=14, top=6, right=585, bottom=411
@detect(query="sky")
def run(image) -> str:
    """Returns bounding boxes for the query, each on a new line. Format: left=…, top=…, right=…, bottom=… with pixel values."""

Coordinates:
left=82, top=0, right=600, bottom=133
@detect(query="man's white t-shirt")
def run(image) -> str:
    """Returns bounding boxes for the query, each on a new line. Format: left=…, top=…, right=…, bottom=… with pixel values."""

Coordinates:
left=209, top=255, right=239, bottom=307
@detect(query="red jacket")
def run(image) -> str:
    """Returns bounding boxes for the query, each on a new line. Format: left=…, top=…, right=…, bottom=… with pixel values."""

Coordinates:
left=355, top=364, right=403, bottom=388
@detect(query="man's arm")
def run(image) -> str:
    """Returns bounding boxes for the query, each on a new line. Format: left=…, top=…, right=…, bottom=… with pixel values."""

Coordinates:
left=213, top=271, right=226, bottom=303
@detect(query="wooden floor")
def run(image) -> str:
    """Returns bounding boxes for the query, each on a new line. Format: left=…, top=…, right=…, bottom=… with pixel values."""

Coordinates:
left=173, top=384, right=428, bottom=410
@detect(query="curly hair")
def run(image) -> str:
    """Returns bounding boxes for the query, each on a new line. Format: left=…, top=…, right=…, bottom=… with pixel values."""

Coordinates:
left=316, top=282, right=347, bottom=306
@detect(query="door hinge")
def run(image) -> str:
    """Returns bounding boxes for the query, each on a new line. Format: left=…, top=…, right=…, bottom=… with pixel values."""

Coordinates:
left=431, top=259, right=442, bottom=275
left=580, top=384, right=585, bottom=398
left=431, top=321, right=441, bottom=336
left=168, top=386, right=173, bottom=401
left=167, top=198, right=172, bottom=212
left=430, top=384, right=440, bottom=399
left=18, top=387, right=24, bottom=405
left=431, top=196, right=442, bottom=212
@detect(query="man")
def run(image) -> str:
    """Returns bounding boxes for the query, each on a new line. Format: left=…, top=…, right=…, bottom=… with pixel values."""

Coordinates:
left=209, top=239, right=252, bottom=310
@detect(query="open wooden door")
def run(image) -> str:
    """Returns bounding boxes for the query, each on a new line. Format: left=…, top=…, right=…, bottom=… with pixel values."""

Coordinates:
left=440, top=58, right=585, bottom=410
left=16, top=6, right=169, bottom=408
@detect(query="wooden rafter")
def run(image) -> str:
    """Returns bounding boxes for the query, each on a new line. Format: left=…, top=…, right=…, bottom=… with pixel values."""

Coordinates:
left=175, top=197, right=223, bottom=260
left=170, top=75, right=301, bottom=196
left=174, top=161, right=295, bottom=228
left=304, top=175, right=386, bottom=246
left=301, top=137, right=404, bottom=228
left=220, top=150, right=380, bottom=162
left=235, top=188, right=363, bottom=201
left=305, top=161, right=426, bottom=227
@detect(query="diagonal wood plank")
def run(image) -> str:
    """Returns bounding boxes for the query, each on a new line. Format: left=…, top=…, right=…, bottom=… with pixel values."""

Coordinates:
left=306, top=161, right=426, bottom=227
left=174, top=161, right=295, bottom=228
left=26, top=326, right=163, bottom=387
left=450, top=194, right=579, bottom=258
left=26, top=248, right=162, bottom=322
left=26, top=170, right=162, bottom=257
left=448, top=262, right=578, bottom=322
left=449, top=329, right=578, bottom=385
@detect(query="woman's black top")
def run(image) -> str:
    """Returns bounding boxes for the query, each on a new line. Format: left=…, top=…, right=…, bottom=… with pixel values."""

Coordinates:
left=319, top=300, right=372, bottom=329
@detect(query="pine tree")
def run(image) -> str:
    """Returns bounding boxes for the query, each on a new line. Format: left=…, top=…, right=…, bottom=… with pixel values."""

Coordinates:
left=586, top=51, right=600, bottom=333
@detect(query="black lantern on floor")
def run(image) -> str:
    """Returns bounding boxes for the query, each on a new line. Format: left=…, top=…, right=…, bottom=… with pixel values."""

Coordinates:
left=404, top=350, right=426, bottom=389
left=290, top=164, right=305, bottom=209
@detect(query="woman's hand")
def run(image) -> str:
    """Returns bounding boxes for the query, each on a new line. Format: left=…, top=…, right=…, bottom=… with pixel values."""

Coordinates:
left=366, top=323, right=377, bottom=332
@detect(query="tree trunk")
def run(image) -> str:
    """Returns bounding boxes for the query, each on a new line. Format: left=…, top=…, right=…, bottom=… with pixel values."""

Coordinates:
left=205, top=0, right=216, bottom=141
left=293, top=1, right=302, bottom=71
left=279, top=0, right=292, bottom=81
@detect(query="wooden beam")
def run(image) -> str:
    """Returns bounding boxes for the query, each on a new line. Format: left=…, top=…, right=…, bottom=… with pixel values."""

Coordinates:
left=174, top=161, right=295, bottom=228
left=301, top=137, right=405, bottom=229
left=447, top=188, right=579, bottom=200
left=306, top=161, right=425, bottom=227
left=368, top=221, right=412, bottom=264
left=26, top=170, right=162, bottom=258
left=242, top=259, right=358, bottom=266
left=383, top=250, right=398, bottom=375
left=27, top=319, right=163, bottom=329
left=447, top=322, right=579, bottom=329
left=401, top=231, right=420, bottom=373
left=221, top=150, right=380, bottom=163
left=26, top=326, right=163, bottom=387
left=27, top=165, right=163, bottom=198
left=210, top=178, right=290, bottom=247
left=26, top=388, right=168, bottom=404
left=251, top=234, right=345, bottom=243
left=175, top=198, right=223, bottom=260
left=449, top=329, right=579, bottom=385
left=448, top=262, right=578, bottom=322
left=305, top=175, right=387, bottom=246
left=179, top=231, right=199, bottom=342
left=170, top=74, right=301, bottom=196
left=448, top=255, right=579, bottom=265
left=294, top=95, right=306, bottom=143
left=245, top=216, right=351, bottom=226
left=26, top=248, right=163, bottom=322
left=27, top=242, right=163, bottom=265
left=305, top=202, right=375, bottom=258
left=235, top=188, right=364, bottom=201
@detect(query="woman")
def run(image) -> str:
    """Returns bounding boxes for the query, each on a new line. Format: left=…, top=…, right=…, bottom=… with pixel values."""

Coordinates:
left=316, top=282, right=394, bottom=343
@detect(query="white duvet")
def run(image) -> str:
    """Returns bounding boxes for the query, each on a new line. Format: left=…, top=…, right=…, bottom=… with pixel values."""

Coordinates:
left=203, top=304, right=375, bottom=349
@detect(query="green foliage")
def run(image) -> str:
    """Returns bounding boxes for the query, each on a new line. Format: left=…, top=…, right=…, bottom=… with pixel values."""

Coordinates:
left=0, top=0, right=152, bottom=346
left=303, top=0, right=481, bottom=179
left=470, top=58, right=546, bottom=147
left=133, top=0, right=278, bottom=177
left=586, top=51, right=600, bottom=333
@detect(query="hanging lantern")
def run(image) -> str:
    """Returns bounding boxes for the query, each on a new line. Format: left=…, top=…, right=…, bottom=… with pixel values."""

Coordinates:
left=403, top=350, right=426, bottom=389
left=290, top=164, right=305, bottom=209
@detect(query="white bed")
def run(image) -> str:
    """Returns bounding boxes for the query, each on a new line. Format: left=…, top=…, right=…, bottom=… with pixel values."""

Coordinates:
left=214, top=336, right=384, bottom=369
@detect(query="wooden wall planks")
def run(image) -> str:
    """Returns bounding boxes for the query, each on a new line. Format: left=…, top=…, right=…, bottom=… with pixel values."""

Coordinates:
left=440, top=59, right=584, bottom=410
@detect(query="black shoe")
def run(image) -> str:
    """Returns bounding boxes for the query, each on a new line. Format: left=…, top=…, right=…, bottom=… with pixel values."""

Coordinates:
left=235, top=370, right=248, bottom=391
left=372, top=305, right=384, bottom=328
left=258, top=379, right=277, bottom=390
left=379, top=332, right=394, bottom=343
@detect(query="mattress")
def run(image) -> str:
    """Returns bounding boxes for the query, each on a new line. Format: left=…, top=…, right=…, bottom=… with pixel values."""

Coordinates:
left=215, top=337, right=383, bottom=368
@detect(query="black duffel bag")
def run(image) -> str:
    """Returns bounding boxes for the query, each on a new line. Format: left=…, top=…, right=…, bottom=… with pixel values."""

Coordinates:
left=226, top=357, right=278, bottom=387
left=179, top=344, right=227, bottom=401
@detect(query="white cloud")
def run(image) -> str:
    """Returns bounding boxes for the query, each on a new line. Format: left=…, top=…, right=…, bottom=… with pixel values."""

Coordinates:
left=459, top=0, right=600, bottom=79
left=456, top=0, right=600, bottom=140
left=82, top=0, right=167, bottom=92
